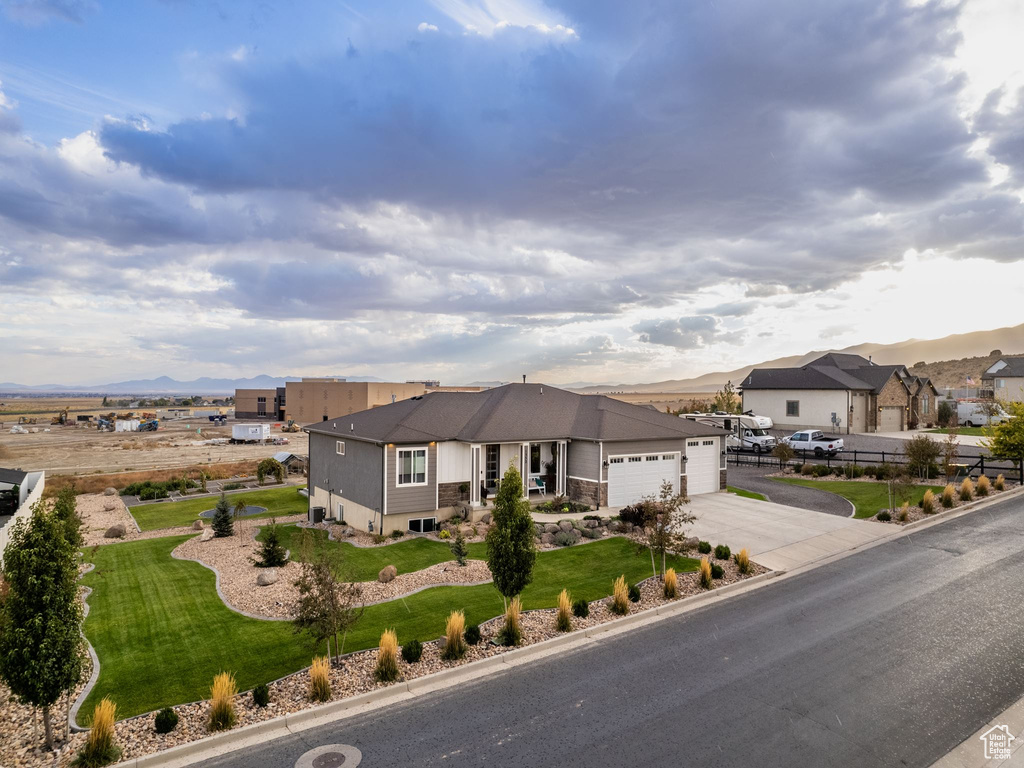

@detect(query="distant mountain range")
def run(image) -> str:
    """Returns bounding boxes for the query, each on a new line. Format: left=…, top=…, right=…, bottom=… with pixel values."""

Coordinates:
left=572, top=322, right=1024, bottom=394
left=0, top=374, right=383, bottom=395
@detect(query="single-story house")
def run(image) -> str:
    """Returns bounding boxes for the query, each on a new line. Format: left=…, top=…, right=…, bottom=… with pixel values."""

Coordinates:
left=303, top=383, right=728, bottom=534
left=741, top=353, right=940, bottom=433
left=0, top=467, right=46, bottom=564
left=983, top=358, right=1024, bottom=403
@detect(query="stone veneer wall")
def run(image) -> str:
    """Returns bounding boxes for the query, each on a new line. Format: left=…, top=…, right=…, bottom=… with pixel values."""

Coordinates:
left=567, top=477, right=603, bottom=509
left=720, top=469, right=728, bottom=491
left=437, top=481, right=468, bottom=508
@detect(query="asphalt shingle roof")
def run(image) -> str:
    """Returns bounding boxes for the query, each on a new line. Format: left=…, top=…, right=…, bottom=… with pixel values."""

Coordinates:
left=742, top=354, right=910, bottom=395
left=304, top=384, right=725, bottom=444
left=988, top=358, right=1024, bottom=377
left=0, top=467, right=28, bottom=485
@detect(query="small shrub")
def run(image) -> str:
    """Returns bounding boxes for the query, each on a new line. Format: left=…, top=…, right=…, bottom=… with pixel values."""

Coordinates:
left=390, top=529, right=405, bottom=539
left=663, top=568, right=678, bottom=598
left=714, top=544, right=731, bottom=560
left=627, top=583, right=641, bottom=603
left=572, top=598, right=590, bottom=618
left=402, top=638, right=423, bottom=663
left=74, top=698, right=120, bottom=767
left=710, top=563, right=724, bottom=579
left=222, top=482, right=244, bottom=491
left=154, top=707, right=178, bottom=734
left=851, top=465, right=865, bottom=479
left=253, top=519, right=288, bottom=568
left=499, top=596, right=524, bottom=646
left=800, top=463, right=814, bottom=475
left=697, top=540, right=712, bottom=555
left=208, top=672, right=237, bottom=731
left=610, top=575, right=630, bottom=615
left=556, top=589, right=572, bottom=632
left=252, top=683, right=270, bottom=708
left=921, top=489, right=935, bottom=515
left=553, top=530, right=576, bottom=547
left=976, top=475, right=991, bottom=497
left=959, top=478, right=974, bottom=502
left=583, top=514, right=601, bottom=521
left=876, top=510, right=891, bottom=522
left=995, top=474, right=1006, bottom=491
left=309, top=655, right=332, bottom=702
left=734, top=548, right=751, bottom=575
left=372, top=533, right=388, bottom=544
left=438, top=529, right=451, bottom=539
left=811, top=464, right=831, bottom=478
left=699, top=557, right=713, bottom=589
left=464, top=624, right=482, bottom=646
left=374, top=630, right=400, bottom=683
left=941, top=483, right=956, bottom=508
left=441, top=610, right=467, bottom=660
left=897, top=502, right=910, bottom=523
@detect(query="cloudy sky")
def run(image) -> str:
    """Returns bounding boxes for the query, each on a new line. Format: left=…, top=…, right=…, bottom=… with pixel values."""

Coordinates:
left=0, top=0, right=1022, bottom=387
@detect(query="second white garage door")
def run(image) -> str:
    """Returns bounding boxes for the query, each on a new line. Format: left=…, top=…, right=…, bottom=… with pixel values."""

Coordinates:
left=879, top=406, right=904, bottom=432
left=607, top=453, right=679, bottom=507
left=685, top=438, right=720, bottom=496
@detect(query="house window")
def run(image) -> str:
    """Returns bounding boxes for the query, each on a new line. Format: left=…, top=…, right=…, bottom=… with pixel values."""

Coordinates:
left=922, top=396, right=929, bottom=414
left=397, top=447, right=428, bottom=486
left=997, top=379, right=1006, bottom=388
left=628, top=456, right=642, bottom=462
left=645, top=455, right=658, bottom=461
left=786, top=400, right=800, bottom=417
left=336, top=441, right=345, bottom=455
left=662, top=455, right=674, bottom=460
left=609, top=457, right=624, bottom=464
left=408, top=517, right=437, bottom=533
left=530, top=443, right=541, bottom=475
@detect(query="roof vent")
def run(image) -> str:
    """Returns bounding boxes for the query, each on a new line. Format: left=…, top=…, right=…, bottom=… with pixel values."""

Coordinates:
left=350, top=423, right=354, bottom=432
left=540, top=386, right=544, bottom=394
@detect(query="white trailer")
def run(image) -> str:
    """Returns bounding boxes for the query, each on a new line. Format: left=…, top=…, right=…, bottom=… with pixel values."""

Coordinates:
left=114, top=419, right=140, bottom=432
left=231, top=423, right=271, bottom=443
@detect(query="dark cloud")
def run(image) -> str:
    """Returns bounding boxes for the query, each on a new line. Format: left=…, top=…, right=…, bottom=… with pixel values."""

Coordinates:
left=633, top=315, right=745, bottom=350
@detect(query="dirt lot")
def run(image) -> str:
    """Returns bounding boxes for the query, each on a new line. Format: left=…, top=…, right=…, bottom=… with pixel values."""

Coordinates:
left=0, top=419, right=307, bottom=477
left=0, top=396, right=108, bottom=421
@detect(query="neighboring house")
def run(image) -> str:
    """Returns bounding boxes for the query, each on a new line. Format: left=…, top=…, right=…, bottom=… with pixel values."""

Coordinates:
left=0, top=467, right=46, bottom=564
left=272, top=451, right=308, bottom=476
left=304, top=383, right=727, bottom=534
left=741, top=353, right=939, bottom=433
left=983, top=357, right=1024, bottom=402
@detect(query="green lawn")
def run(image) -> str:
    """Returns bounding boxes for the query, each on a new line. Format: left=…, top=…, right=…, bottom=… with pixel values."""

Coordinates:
left=927, top=427, right=986, bottom=437
left=727, top=486, right=767, bottom=501
left=81, top=534, right=697, bottom=720
left=129, top=485, right=308, bottom=531
left=776, top=478, right=937, bottom=519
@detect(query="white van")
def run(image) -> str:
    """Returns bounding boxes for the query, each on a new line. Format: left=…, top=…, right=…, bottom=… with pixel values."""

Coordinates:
left=957, top=401, right=1008, bottom=427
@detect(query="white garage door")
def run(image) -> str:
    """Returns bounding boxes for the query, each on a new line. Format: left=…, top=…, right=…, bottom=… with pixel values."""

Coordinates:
left=685, top=438, right=720, bottom=496
left=607, top=453, right=679, bottom=507
left=879, top=406, right=904, bottom=432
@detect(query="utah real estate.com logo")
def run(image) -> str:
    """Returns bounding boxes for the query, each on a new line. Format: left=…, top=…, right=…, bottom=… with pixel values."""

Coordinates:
left=980, top=724, right=1015, bottom=761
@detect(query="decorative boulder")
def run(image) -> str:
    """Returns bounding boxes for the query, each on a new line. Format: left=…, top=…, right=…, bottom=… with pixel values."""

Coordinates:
left=540, top=533, right=555, bottom=545
left=256, top=568, right=278, bottom=586
left=103, top=524, right=126, bottom=539
left=480, top=513, right=492, bottom=524
left=682, top=536, right=700, bottom=550
left=103, top=487, right=117, bottom=496
left=544, top=523, right=560, bottom=534
left=200, top=528, right=214, bottom=542
left=534, top=524, right=545, bottom=537
left=103, top=501, right=116, bottom=512
left=584, top=519, right=599, bottom=528
left=558, top=520, right=574, bottom=533
left=378, top=565, right=397, bottom=583
left=192, top=520, right=204, bottom=531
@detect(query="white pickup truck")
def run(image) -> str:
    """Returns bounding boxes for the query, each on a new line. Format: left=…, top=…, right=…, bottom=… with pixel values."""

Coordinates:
left=783, top=430, right=844, bottom=457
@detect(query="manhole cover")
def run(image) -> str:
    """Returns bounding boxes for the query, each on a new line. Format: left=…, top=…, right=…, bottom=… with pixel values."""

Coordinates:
left=296, top=745, right=361, bottom=768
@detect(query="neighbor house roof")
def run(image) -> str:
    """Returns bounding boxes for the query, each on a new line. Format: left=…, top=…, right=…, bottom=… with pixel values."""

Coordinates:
left=742, top=354, right=910, bottom=395
left=0, top=467, right=28, bottom=486
left=986, top=358, right=1024, bottom=377
left=304, top=384, right=725, bottom=444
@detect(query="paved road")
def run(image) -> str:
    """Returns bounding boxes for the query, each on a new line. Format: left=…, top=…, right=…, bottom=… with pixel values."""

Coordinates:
left=197, top=497, right=1024, bottom=768
left=727, top=464, right=853, bottom=516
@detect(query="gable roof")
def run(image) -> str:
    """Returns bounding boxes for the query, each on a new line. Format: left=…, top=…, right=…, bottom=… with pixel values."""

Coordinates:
left=986, top=357, right=1024, bottom=377
left=304, top=383, right=725, bottom=443
left=742, top=354, right=911, bottom=395
left=0, top=467, right=27, bottom=486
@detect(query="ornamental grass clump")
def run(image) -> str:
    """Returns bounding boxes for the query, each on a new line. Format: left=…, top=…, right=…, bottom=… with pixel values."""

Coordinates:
left=921, top=489, right=935, bottom=515
left=207, top=672, right=237, bottom=732
left=499, top=596, right=524, bottom=646
left=699, top=557, right=713, bottom=590
left=555, top=589, right=572, bottom=632
left=959, top=478, right=974, bottom=502
left=610, top=575, right=630, bottom=615
left=995, top=474, right=1006, bottom=492
left=976, top=474, right=991, bottom=497
left=897, top=502, right=910, bottom=523
left=941, top=483, right=956, bottom=509
left=663, top=567, right=678, bottom=599
left=441, top=610, right=467, bottom=660
left=309, top=655, right=331, bottom=701
left=74, top=698, right=120, bottom=767
left=374, top=630, right=400, bottom=683
left=734, top=548, right=751, bottom=575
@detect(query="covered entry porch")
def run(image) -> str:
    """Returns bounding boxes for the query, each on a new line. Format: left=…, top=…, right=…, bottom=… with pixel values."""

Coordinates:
left=468, top=440, right=567, bottom=506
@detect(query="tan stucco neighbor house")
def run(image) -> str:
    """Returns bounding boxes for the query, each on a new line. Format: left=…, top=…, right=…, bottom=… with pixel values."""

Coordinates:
left=983, top=358, right=1024, bottom=403
left=303, top=383, right=727, bottom=534
left=741, top=353, right=939, bottom=433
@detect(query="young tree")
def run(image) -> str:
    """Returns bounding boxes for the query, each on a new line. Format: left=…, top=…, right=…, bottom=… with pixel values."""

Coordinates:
left=252, top=518, right=288, bottom=568
left=449, top=525, right=469, bottom=566
left=903, top=434, right=941, bottom=480
left=772, top=442, right=795, bottom=471
left=937, top=400, right=954, bottom=427
left=636, top=481, right=697, bottom=579
left=257, top=458, right=284, bottom=486
left=485, top=463, right=537, bottom=606
left=0, top=505, right=84, bottom=749
left=983, top=401, right=1024, bottom=469
left=292, top=530, right=364, bottom=663
left=211, top=493, right=234, bottom=537
left=942, top=425, right=961, bottom=481
left=50, top=484, right=82, bottom=547
left=713, top=381, right=740, bottom=414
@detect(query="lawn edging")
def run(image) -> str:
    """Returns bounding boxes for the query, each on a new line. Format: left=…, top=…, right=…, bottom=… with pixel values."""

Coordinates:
left=104, top=570, right=779, bottom=768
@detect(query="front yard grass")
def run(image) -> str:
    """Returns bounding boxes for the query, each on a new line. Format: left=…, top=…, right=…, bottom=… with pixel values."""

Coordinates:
left=81, top=534, right=697, bottom=720
left=775, top=478, right=936, bottom=519
left=727, top=486, right=767, bottom=501
left=129, top=484, right=308, bottom=531
left=926, top=427, right=986, bottom=437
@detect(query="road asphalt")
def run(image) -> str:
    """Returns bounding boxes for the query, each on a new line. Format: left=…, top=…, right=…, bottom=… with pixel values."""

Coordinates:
left=726, top=464, right=853, bottom=516
left=195, top=495, right=1024, bottom=768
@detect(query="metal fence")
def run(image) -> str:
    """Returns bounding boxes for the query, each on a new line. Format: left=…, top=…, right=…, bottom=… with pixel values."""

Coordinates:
left=728, top=449, right=1024, bottom=484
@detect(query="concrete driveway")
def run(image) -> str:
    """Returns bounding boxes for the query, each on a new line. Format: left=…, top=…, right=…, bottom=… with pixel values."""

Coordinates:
left=687, top=492, right=891, bottom=571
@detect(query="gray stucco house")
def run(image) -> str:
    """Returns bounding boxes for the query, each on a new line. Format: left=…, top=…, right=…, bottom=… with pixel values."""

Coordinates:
left=303, top=383, right=727, bottom=534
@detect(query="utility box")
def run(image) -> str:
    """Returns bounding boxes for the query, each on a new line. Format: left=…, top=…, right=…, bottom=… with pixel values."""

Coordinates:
left=231, top=423, right=271, bottom=442
left=309, top=506, right=325, bottom=524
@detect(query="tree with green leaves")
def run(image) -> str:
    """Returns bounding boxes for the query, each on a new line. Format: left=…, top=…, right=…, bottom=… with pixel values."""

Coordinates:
left=636, top=481, right=697, bottom=579
left=449, top=525, right=469, bottom=566
left=257, top=458, right=285, bottom=486
left=292, top=530, right=363, bottom=662
left=984, top=401, right=1024, bottom=466
left=712, top=381, right=740, bottom=414
left=252, top=519, right=288, bottom=568
left=904, top=434, right=941, bottom=480
left=485, top=463, right=537, bottom=606
left=0, top=504, right=84, bottom=749
left=50, top=484, right=82, bottom=547
left=211, top=493, right=234, bottom=537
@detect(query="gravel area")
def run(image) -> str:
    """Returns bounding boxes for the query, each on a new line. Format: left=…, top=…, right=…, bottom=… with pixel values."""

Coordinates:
left=868, top=483, right=1013, bottom=526
left=5, top=556, right=763, bottom=768
left=78, top=493, right=140, bottom=546
left=726, top=465, right=854, bottom=517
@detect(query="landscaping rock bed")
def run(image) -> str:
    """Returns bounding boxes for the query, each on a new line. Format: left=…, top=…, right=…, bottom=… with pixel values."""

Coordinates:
left=871, top=482, right=1014, bottom=526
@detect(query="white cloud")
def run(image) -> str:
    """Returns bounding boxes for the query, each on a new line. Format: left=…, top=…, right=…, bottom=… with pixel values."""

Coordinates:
left=417, top=22, right=439, bottom=32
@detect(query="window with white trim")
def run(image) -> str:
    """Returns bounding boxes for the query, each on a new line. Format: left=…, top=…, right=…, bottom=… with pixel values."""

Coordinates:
left=408, top=517, right=437, bottom=533
left=336, top=440, right=345, bottom=455
left=397, top=447, right=428, bottom=486
left=786, top=400, right=800, bottom=417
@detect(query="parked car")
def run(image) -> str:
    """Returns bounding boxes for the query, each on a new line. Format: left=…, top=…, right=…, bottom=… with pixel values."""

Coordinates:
left=957, top=401, right=1008, bottom=427
left=783, top=430, right=844, bottom=457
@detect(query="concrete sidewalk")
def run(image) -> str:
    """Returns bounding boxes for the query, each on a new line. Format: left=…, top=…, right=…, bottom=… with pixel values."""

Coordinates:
left=687, top=493, right=891, bottom=571
left=873, top=428, right=987, bottom=447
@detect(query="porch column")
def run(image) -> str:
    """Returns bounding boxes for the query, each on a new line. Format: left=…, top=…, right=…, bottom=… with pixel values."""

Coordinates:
left=556, top=440, right=567, bottom=495
left=521, top=442, right=530, bottom=497
left=470, top=444, right=481, bottom=505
